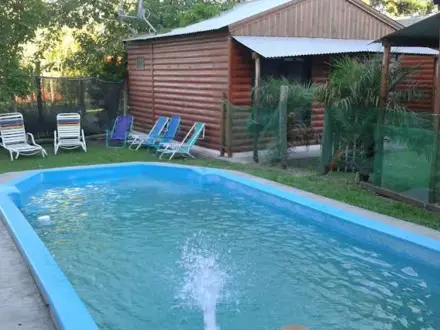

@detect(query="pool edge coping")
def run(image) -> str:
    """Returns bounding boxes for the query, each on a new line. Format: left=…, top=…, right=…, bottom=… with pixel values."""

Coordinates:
left=1, top=161, right=440, bottom=330
left=2, top=161, right=440, bottom=248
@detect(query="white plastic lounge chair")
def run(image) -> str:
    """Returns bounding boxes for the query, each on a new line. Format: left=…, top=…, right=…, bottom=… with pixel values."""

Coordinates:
left=0, top=113, right=47, bottom=161
left=54, top=113, right=87, bottom=154
left=158, top=122, right=205, bottom=160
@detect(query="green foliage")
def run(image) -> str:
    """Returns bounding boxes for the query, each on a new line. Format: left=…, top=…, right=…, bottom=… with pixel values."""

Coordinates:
left=246, top=77, right=317, bottom=163
left=177, top=1, right=237, bottom=27
left=0, top=0, right=47, bottom=104
left=316, top=55, right=427, bottom=177
left=34, top=0, right=239, bottom=79
left=249, top=77, right=316, bottom=134
left=363, top=0, right=437, bottom=16
left=317, top=55, right=419, bottom=114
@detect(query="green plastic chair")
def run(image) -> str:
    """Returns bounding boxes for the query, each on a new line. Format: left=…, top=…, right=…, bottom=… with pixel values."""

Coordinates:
left=158, top=122, right=205, bottom=160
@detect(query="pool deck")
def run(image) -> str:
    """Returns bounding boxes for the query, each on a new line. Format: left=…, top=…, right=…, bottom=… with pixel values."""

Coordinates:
left=0, top=219, right=55, bottom=330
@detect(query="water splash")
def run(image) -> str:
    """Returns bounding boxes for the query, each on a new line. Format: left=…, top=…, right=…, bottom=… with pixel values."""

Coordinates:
left=177, top=236, right=229, bottom=330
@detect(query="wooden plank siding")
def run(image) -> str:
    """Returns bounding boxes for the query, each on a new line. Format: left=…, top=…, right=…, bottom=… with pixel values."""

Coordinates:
left=127, top=32, right=229, bottom=150
left=127, top=43, right=154, bottom=131
left=230, top=40, right=254, bottom=153
left=398, top=55, right=435, bottom=113
left=311, top=55, right=331, bottom=134
left=230, top=0, right=398, bottom=40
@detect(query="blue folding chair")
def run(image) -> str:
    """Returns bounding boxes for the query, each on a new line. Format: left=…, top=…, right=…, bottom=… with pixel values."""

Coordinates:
left=105, top=115, right=133, bottom=148
left=129, top=116, right=169, bottom=151
left=148, top=115, right=181, bottom=149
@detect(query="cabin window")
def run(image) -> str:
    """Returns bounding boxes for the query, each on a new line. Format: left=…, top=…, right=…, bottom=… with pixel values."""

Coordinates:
left=261, top=56, right=312, bottom=83
left=136, top=56, right=145, bottom=70
left=260, top=56, right=313, bottom=126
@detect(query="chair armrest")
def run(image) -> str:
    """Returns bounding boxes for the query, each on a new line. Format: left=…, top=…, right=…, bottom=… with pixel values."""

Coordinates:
left=27, top=132, right=37, bottom=144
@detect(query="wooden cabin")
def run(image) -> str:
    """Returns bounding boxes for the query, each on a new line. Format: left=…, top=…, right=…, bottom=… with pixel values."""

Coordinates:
left=125, top=0, right=436, bottom=156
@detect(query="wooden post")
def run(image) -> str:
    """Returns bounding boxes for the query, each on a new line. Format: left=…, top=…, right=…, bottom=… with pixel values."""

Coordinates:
left=226, top=36, right=234, bottom=158
left=35, top=61, right=44, bottom=131
left=220, top=93, right=227, bottom=157
left=49, top=78, right=55, bottom=104
left=11, top=95, right=17, bottom=112
left=123, top=79, right=129, bottom=115
left=320, top=106, right=334, bottom=174
left=78, top=79, right=86, bottom=115
left=252, top=52, right=261, bottom=163
left=279, top=86, right=288, bottom=169
left=373, top=42, right=391, bottom=186
left=428, top=31, right=440, bottom=203
left=226, top=100, right=233, bottom=157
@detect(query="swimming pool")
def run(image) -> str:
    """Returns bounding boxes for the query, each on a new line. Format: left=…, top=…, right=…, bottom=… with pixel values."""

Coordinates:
left=0, top=163, right=439, bottom=330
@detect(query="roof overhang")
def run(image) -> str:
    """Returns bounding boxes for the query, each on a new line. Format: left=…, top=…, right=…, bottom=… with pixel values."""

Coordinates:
left=378, top=12, right=440, bottom=48
left=233, top=36, right=438, bottom=58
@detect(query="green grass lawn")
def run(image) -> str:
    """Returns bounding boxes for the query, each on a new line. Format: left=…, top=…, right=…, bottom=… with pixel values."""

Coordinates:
left=0, top=143, right=439, bottom=230
left=382, top=149, right=431, bottom=193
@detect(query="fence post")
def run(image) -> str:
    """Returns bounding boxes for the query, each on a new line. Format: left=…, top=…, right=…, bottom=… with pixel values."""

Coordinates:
left=373, top=42, right=391, bottom=185
left=252, top=52, right=261, bottom=163
left=226, top=100, right=233, bottom=158
left=79, top=79, right=86, bottom=115
left=429, top=34, right=440, bottom=204
left=320, top=108, right=333, bottom=175
left=220, top=94, right=226, bottom=156
left=279, top=86, right=289, bottom=169
left=11, top=95, right=17, bottom=112
left=123, top=79, right=129, bottom=115
left=35, top=61, right=44, bottom=130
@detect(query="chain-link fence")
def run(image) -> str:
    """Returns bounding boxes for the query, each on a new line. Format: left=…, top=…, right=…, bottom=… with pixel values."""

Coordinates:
left=3, top=76, right=123, bottom=138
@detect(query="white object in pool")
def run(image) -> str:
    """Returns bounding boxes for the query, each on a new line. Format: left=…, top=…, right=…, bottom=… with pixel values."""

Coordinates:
left=37, top=215, right=52, bottom=226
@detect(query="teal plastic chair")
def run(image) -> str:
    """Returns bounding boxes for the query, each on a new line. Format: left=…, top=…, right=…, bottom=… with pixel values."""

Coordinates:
left=158, top=122, right=205, bottom=160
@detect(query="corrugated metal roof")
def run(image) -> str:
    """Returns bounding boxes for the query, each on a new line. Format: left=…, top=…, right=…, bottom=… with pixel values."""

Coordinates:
left=379, top=13, right=440, bottom=48
left=233, top=36, right=438, bottom=58
left=396, top=15, right=431, bottom=27
left=125, top=0, right=293, bottom=41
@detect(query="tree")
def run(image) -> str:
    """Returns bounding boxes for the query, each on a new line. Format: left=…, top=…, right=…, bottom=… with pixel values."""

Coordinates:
left=0, top=0, right=47, bottom=105
left=35, top=0, right=239, bottom=79
left=363, top=0, right=437, bottom=16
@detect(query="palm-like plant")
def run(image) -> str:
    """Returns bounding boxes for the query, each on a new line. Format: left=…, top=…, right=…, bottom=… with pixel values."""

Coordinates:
left=316, top=55, right=425, bottom=179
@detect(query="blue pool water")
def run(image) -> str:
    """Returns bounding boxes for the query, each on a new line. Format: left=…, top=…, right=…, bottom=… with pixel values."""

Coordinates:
left=20, top=170, right=440, bottom=330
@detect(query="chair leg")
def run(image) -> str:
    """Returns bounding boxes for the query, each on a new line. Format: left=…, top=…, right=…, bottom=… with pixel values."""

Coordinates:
left=169, top=151, right=177, bottom=160
left=128, top=140, right=138, bottom=150
left=9, top=151, right=14, bottom=162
